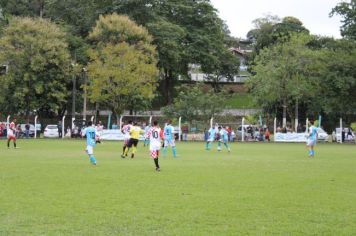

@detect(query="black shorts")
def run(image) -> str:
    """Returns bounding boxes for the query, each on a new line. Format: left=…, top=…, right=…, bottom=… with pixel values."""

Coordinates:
left=127, top=138, right=139, bottom=148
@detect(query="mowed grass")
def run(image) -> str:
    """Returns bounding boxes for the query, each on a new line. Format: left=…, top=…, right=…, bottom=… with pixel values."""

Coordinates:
left=0, top=139, right=356, bottom=236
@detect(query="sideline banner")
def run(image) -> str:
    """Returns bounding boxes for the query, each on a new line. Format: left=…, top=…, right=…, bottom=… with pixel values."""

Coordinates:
left=275, top=132, right=307, bottom=143
left=99, top=129, right=145, bottom=141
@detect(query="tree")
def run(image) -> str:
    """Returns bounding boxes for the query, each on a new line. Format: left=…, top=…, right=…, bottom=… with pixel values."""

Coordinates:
left=203, top=48, right=240, bottom=92
left=161, top=84, right=226, bottom=123
left=330, top=0, right=356, bottom=39
left=248, top=34, right=322, bottom=127
left=86, top=14, right=159, bottom=117
left=114, top=0, right=235, bottom=104
left=0, top=17, right=71, bottom=117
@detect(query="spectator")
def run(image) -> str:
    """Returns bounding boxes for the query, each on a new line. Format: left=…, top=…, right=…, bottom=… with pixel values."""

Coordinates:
left=265, top=128, right=271, bottom=142
left=226, top=126, right=232, bottom=141
left=182, top=126, right=188, bottom=141
left=16, top=124, right=21, bottom=138
left=58, top=121, right=62, bottom=138
left=25, top=123, right=30, bottom=138
left=204, top=128, right=209, bottom=141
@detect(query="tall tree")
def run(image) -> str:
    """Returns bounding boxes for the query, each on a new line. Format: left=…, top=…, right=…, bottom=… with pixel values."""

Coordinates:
left=331, top=0, right=356, bottom=39
left=87, top=13, right=159, bottom=117
left=0, top=17, right=71, bottom=117
left=248, top=34, right=322, bottom=127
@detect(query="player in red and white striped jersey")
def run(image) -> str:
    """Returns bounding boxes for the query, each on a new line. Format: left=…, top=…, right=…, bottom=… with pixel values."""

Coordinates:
left=145, top=121, right=164, bottom=171
left=7, top=118, right=17, bottom=149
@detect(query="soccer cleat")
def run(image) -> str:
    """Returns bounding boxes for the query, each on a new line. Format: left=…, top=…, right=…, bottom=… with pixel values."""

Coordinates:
left=155, top=167, right=160, bottom=172
left=121, top=154, right=126, bottom=158
left=131, top=153, right=135, bottom=159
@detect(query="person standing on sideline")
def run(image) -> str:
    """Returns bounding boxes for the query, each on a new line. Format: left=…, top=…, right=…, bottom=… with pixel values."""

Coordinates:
left=306, top=120, right=318, bottom=157
left=163, top=120, right=177, bottom=158
left=7, top=118, right=18, bottom=149
left=146, top=121, right=163, bottom=171
left=81, top=121, right=97, bottom=165
left=25, top=123, right=30, bottom=138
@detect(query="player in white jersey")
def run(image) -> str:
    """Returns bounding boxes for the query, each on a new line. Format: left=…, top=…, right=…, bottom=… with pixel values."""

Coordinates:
left=145, top=121, right=163, bottom=171
left=121, top=120, right=132, bottom=157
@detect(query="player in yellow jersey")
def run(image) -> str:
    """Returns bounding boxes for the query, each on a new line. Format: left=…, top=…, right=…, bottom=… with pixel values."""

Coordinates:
left=122, top=122, right=143, bottom=158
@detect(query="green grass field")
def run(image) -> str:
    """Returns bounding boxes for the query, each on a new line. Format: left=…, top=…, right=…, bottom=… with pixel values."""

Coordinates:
left=1, top=140, right=355, bottom=235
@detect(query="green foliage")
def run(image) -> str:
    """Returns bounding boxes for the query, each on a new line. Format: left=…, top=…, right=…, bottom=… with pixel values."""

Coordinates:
left=87, top=14, right=158, bottom=116
left=351, top=122, right=356, bottom=131
left=161, top=84, right=226, bottom=122
left=0, top=17, right=71, bottom=115
left=330, top=0, right=356, bottom=39
left=248, top=33, right=322, bottom=119
left=225, top=94, right=257, bottom=109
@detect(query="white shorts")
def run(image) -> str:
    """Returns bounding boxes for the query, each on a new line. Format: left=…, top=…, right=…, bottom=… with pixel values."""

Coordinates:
left=86, top=145, right=94, bottom=155
left=164, top=139, right=175, bottom=147
left=150, top=143, right=161, bottom=152
left=307, top=139, right=316, bottom=147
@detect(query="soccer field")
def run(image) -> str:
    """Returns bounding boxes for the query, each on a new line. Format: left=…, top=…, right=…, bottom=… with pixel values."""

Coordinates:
left=1, top=140, right=355, bottom=235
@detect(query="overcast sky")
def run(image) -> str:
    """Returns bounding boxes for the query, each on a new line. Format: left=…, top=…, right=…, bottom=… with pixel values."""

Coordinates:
left=210, top=0, right=345, bottom=39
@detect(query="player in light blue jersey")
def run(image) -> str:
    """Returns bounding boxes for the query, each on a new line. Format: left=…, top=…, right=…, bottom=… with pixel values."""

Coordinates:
left=81, top=121, right=97, bottom=165
left=306, top=120, right=318, bottom=157
left=163, top=120, right=177, bottom=158
left=143, top=122, right=151, bottom=147
left=217, top=126, right=231, bottom=152
left=205, top=126, right=216, bottom=150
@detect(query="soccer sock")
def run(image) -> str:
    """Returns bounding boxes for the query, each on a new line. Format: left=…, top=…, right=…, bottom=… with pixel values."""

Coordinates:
left=224, top=143, right=229, bottom=149
left=7, top=140, right=10, bottom=148
left=154, top=157, right=159, bottom=168
left=172, top=146, right=177, bottom=158
left=124, top=147, right=129, bottom=156
left=14, top=142, right=16, bottom=148
left=89, top=155, right=96, bottom=164
left=122, top=146, right=126, bottom=155
left=163, top=147, right=167, bottom=156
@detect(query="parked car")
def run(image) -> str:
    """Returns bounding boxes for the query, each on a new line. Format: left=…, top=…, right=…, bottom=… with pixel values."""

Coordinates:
left=317, top=127, right=329, bottom=142
left=334, top=127, right=355, bottom=142
left=19, top=124, right=36, bottom=137
left=44, top=125, right=60, bottom=138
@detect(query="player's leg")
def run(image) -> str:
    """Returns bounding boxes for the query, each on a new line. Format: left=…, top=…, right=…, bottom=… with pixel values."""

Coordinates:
left=131, top=140, right=138, bottom=158
left=87, top=146, right=96, bottom=165
left=163, top=140, right=168, bottom=157
left=217, top=140, right=222, bottom=151
left=170, top=140, right=177, bottom=158
left=122, top=140, right=127, bottom=155
left=224, top=140, right=230, bottom=152
left=7, top=137, right=10, bottom=148
left=13, top=137, right=17, bottom=148
left=153, top=150, right=160, bottom=171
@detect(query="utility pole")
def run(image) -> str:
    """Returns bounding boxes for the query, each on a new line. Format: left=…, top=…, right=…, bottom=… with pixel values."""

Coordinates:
left=71, top=63, right=77, bottom=123
left=82, top=68, right=87, bottom=121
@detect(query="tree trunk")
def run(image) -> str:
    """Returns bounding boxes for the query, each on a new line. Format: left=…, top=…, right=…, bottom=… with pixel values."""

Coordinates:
left=282, top=98, right=287, bottom=128
left=164, top=69, right=173, bottom=105
left=295, top=98, right=299, bottom=132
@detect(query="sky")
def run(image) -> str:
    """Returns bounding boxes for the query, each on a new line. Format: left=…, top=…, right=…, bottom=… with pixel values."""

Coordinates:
left=210, top=0, right=345, bottom=39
